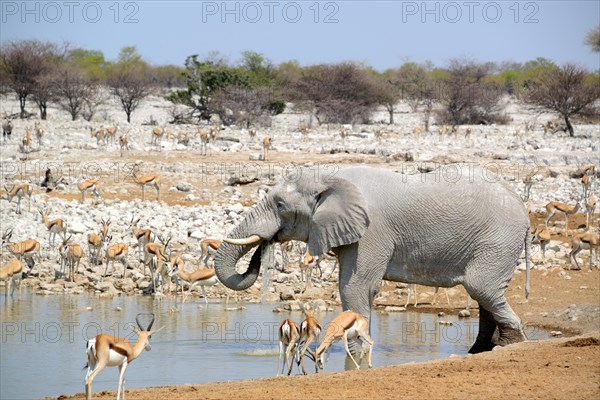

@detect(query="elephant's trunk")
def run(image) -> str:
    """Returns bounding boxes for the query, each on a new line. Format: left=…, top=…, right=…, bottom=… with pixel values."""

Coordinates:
left=214, top=201, right=279, bottom=291
left=214, top=240, right=263, bottom=290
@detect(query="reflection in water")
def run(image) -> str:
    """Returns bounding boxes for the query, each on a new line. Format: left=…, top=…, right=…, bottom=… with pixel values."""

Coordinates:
left=0, top=291, right=548, bottom=399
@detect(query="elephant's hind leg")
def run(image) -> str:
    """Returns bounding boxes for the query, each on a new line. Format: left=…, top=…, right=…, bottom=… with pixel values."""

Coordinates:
left=469, top=307, right=497, bottom=354
left=466, top=285, right=527, bottom=354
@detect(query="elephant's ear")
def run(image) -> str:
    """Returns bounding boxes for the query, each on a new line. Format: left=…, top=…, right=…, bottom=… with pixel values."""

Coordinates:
left=308, top=177, right=370, bottom=256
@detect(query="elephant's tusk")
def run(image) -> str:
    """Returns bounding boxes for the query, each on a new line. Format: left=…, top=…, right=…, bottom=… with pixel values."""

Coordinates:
left=224, top=235, right=262, bottom=246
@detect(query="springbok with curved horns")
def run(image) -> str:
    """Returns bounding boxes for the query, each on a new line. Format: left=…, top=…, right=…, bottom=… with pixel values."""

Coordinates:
left=39, top=207, right=67, bottom=248
left=88, top=218, right=110, bottom=265
left=130, top=216, right=156, bottom=261
left=84, top=313, right=164, bottom=400
left=2, top=229, right=41, bottom=267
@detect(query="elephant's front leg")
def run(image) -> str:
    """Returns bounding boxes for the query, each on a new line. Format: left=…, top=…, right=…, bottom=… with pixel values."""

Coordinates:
left=337, top=243, right=387, bottom=320
left=337, top=244, right=386, bottom=359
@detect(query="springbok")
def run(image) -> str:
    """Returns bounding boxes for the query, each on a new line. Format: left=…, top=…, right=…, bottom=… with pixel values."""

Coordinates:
left=78, top=179, right=101, bottom=205
left=130, top=216, right=156, bottom=261
left=569, top=233, right=599, bottom=271
left=315, top=311, right=374, bottom=371
left=88, top=218, right=110, bottom=265
left=39, top=207, right=67, bottom=248
left=296, top=308, right=322, bottom=375
left=84, top=314, right=164, bottom=400
left=277, top=319, right=300, bottom=376
left=142, top=235, right=171, bottom=293
left=545, top=200, right=581, bottom=230
left=119, top=135, right=129, bottom=157
left=166, top=257, right=228, bottom=304
left=198, top=128, right=209, bottom=156
left=1, top=229, right=41, bottom=268
left=58, top=233, right=84, bottom=282
left=102, top=235, right=129, bottom=278
left=210, top=122, right=219, bottom=142
left=586, top=195, right=597, bottom=229
left=21, top=127, right=32, bottom=156
left=133, top=171, right=160, bottom=201
left=199, top=238, right=221, bottom=267
left=151, top=127, right=164, bottom=147
left=34, top=121, right=44, bottom=147
left=0, top=259, right=24, bottom=297
left=3, top=183, right=33, bottom=214
left=2, top=115, right=13, bottom=141
left=262, top=136, right=271, bottom=161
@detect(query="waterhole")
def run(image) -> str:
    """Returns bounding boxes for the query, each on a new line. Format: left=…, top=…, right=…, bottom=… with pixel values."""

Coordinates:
left=0, top=291, right=549, bottom=399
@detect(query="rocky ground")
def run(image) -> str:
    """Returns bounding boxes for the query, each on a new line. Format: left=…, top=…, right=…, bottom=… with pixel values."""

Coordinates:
left=1, top=94, right=599, bottom=399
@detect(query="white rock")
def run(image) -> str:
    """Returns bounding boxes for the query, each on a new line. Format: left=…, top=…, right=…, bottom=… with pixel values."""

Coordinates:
left=188, top=230, right=204, bottom=240
left=230, top=203, right=244, bottom=214
left=67, top=222, right=87, bottom=234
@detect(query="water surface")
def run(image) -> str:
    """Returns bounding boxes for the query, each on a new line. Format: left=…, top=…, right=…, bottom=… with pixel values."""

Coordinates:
left=0, top=291, right=548, bottom=399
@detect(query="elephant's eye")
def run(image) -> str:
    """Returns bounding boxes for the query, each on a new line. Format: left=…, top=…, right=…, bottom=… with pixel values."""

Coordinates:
left=277, top=201, right=286, bottom=211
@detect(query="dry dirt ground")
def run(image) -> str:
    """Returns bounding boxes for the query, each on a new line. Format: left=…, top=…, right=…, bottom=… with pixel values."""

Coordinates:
left=44, top=148, right=600, bottom=400
left=55, top=337, right=599, bottom=400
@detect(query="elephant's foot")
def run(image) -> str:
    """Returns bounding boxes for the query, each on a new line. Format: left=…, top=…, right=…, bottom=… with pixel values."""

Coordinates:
left=493, top=324, right=527, bottom=347
left=469, top=307, right=497, bottom=354
left=468, top=337, right=496, bottom=354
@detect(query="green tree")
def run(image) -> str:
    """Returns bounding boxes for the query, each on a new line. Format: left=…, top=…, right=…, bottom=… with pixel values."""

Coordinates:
left=151, top=64, right=185, bottom=88
left=68, top=49, right=107, bottom=80
left=167, top=54, right=250, bottom=122
left=522, top=57, right=556, bottom=84
left=117, top=46, right=142, bottom=65
left=240, top=50, right=277, bottom=87
left=585, top=26, right=600, bottom=52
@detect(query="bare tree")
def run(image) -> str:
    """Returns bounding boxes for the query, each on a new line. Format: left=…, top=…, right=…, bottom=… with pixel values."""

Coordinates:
left=292, top=63, right=380, bottom=124
left=56, top=64, right=100, bottom=121
left=373, top=74, right=401, bottom=125
left=391, top=63, right=437, bottom=130
left=31, top=70, right=58, bottom=120
left=436, top=58, right=506, bottom=125
left=0, top=40, right=61, bottom=118
left=211, top=86, right=273, bottom=128
left=108, top=66, right=151, bottom=123
left=522, top=63, right=600, bottom=137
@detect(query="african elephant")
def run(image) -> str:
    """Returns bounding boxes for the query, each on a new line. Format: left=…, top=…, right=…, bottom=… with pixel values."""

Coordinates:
left=214, top=165, right=530, bottom=353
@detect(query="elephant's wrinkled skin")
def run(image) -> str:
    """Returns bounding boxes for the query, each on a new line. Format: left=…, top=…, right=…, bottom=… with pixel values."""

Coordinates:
left=214, top=165, right=530, bottom=353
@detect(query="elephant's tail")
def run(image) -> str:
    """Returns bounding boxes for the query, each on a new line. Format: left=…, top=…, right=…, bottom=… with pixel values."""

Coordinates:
left=524, top=226, right=531, bottom=300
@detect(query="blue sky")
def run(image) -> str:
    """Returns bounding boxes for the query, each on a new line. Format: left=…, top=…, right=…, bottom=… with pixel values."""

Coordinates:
left=1, top=1, right=599, bottom=70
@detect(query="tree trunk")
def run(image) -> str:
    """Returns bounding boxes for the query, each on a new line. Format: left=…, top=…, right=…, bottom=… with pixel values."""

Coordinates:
left=387, top=104, right=394, bottom=125
left=39, top=103, right=47, bottom=120
left=126, top=111, right=132, bottom=123
left=564, top=115, right=574, bottom=137
left=424, top=103, right=432, bottom=132
left=19, top=95, right=27, bottom=119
